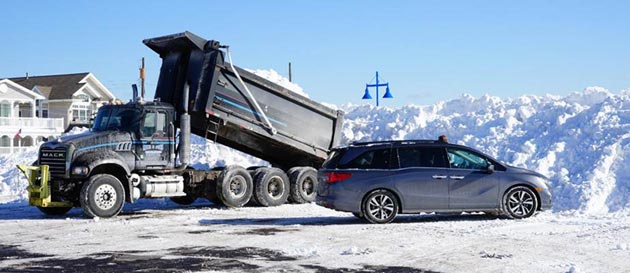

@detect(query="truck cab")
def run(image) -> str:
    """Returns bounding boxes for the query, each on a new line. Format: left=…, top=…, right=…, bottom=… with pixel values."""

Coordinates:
left=92, top=102, right=176, bottom=171
left=23, top=101, right=181, bottom=217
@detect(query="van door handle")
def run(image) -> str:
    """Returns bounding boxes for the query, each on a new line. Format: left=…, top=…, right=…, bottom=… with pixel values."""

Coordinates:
left=450, top=176, right=465, bottom=180
left=432, top=175, right=448, bottom=179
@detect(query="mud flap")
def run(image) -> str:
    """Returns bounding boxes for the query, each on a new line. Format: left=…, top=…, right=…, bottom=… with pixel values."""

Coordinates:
left=16, top=165, right=73, bottom=208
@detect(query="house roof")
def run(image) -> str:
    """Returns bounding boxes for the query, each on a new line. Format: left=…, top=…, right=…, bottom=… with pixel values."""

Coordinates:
left=35, top=85, right=52, bottom=98
left=7, top=72, right=90, bottom=100
left=0, top=79, right=46, bottom=100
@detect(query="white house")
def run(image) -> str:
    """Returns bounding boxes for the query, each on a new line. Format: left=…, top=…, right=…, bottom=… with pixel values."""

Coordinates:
left=0, top=79, right=63, bottom=153
left=0, top=72, right=116, bottom=154
left=8, top=72, right=116, bottom=129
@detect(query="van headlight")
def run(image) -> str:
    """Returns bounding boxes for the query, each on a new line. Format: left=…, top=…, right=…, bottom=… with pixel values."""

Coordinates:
left=72, top=166, right=89, bottom=176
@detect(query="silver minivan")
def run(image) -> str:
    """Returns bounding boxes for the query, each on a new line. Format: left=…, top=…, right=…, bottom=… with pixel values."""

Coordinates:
left=316, top=140, right=552, bottom=224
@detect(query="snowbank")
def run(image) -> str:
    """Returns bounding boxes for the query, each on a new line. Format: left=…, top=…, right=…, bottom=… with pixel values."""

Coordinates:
left=341, top=87, right=630, bottom=213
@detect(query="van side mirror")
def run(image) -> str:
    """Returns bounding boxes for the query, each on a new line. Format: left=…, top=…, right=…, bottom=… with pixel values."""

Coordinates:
left=486, top=164, right=495, bottom=174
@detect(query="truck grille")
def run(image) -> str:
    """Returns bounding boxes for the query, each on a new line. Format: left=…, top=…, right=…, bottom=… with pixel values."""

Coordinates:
left=40, top=147, right=67, bottom=177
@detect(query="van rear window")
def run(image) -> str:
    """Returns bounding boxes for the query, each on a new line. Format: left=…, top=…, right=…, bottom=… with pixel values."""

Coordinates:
left=322, top=148, right=346, bottom=169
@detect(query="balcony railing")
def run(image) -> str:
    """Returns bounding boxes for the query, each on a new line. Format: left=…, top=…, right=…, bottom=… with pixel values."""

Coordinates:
left=0, top=117, right=65, bottom=131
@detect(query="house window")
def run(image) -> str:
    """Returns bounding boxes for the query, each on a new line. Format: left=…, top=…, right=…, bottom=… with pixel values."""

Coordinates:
left=75, top=94, right=90, bottom=102
left=0, top=102, right=10, bottom=117
left=0, top=136, right=10, bottom=147
left=72, top=104, right=89, bottom=122
left=39, top=102, right=49, bottom=118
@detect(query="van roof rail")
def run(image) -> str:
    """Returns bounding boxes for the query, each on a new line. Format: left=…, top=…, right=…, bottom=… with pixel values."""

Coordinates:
left=350, top=139, right=437, bottom=146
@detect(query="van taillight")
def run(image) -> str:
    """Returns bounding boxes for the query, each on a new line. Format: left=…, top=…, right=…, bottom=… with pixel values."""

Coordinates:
left=327, top=172, right=352, bottom=183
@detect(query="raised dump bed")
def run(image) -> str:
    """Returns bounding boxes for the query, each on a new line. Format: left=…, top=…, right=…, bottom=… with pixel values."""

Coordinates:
left=144, top=32, right=344, bottom=169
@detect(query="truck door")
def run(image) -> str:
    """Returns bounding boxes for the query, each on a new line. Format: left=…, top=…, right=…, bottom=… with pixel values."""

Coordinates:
left=136, top=109, right=171, bottom=169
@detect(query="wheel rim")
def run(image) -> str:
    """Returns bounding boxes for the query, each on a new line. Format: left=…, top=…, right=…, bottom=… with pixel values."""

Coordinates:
left=228, top=175, right=247, bottom=198
left=301, top=176, right=315, bottom=197
left=267, top=176, right=284, bottom=199
left=94, top=184, right=117, bottom=211
left=507, top=190, right=535, bottom=217
left=367, top=194, right=395, bottom=220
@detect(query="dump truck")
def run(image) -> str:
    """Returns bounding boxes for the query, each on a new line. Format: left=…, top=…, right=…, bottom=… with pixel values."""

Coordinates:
left=18, top=32, right=344, bottom=218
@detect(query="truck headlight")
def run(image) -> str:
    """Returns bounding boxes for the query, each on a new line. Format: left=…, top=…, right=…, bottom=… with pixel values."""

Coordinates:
left=72, top=166, right=89, bottom=176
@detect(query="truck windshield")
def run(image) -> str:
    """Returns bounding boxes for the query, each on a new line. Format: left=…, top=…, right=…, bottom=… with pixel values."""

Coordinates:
left=93, top=107, right=141, bottom=132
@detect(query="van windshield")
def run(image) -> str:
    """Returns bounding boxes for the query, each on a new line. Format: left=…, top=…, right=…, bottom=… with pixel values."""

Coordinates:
left=93, top=107, right=141, bottom=132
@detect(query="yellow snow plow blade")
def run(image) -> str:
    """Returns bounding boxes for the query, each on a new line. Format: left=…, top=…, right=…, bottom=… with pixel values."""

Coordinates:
left=16, top=165, right=72, bottom=208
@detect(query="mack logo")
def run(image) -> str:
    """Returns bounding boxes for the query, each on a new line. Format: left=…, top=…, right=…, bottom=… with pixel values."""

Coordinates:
left=42, top=152, right=65, bottom=158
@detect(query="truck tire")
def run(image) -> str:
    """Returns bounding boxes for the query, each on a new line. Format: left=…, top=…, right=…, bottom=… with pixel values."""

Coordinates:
left=253, top=167, right=290, bottom=207
left=37, top=206, right=72, bottom=216
left=286, top=167, right=301, bottom=182
left=247, top=167, right=268, bottom=206
left=170, top=196, right=196, bottom=205
left=216, top=165, right=253, bottom=208
left=289, top=167, right=318, bottom=204
left=80, top=174, right=125, bottom=218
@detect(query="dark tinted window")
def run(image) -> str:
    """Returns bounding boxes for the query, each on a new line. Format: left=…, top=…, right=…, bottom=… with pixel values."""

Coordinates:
left=93, top=107, right=141, bottom=132
left=322, top=148, right=346, bottom=169
left=397, top=147, right=448, bottom=168
left=339, top=148, right=391, bottom=169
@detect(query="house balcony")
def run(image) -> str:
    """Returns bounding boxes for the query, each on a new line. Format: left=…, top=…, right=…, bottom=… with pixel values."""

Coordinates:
left=0, top=117, right=65, bottom=154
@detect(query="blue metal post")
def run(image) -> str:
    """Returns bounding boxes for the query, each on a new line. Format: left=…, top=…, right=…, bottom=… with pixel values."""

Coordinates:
left=376, top=71, right=380, bottom=107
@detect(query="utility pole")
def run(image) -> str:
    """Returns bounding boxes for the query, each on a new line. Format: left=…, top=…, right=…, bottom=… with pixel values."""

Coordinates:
left=288, top=62, right=292, bottom=82
left=140, top=57, right=146, bottom=99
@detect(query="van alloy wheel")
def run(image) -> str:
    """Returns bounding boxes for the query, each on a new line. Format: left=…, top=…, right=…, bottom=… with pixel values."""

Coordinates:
left=362, top=190, right=399, bottom=224
left=507, top=190, right=535, bottom=217
left=502, top=186, right=538, bottom=219
left=367, top=194, right=395, bottom=220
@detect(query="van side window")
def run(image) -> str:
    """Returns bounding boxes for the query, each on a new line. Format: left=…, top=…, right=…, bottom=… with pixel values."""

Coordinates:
left=339, top=148, right=391, bottom=169
left=446, top=148, right=490, bottom=170
left=398, top=147, right=448, bottom=168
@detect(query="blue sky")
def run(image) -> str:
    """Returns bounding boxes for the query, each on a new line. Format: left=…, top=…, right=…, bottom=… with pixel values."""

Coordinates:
left=2, top=0, right=629, bottom=107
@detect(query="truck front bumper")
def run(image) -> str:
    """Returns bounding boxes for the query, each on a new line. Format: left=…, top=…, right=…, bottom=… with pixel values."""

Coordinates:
left=17, top=165, right=73, bottom=208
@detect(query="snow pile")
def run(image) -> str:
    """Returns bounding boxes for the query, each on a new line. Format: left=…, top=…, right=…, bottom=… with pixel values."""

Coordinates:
left=246, top=69, right=309, bottom=98
left=341, top=87, right=630, bottom=213
left=0, top=147, right=39, bottom=202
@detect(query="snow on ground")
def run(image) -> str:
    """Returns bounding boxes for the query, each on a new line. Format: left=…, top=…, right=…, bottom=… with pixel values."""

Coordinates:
left=1, top=201, right=629, bottom=272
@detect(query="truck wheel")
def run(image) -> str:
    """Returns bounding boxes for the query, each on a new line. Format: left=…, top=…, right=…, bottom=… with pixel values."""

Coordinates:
left=80, top=174, right=125, bottom=218
left=289, top=167, right=318, bottom=204
left=287, top=167, right=301, bottom=182
left=37, top=206, right=72, bottom=216
left=253, top=167, right=290, bottom=207
left=247, top=168, right=268, bottom=206
left=170, top=196, right=196, bottom=205
left=217, top=165, right=253, bottom=208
